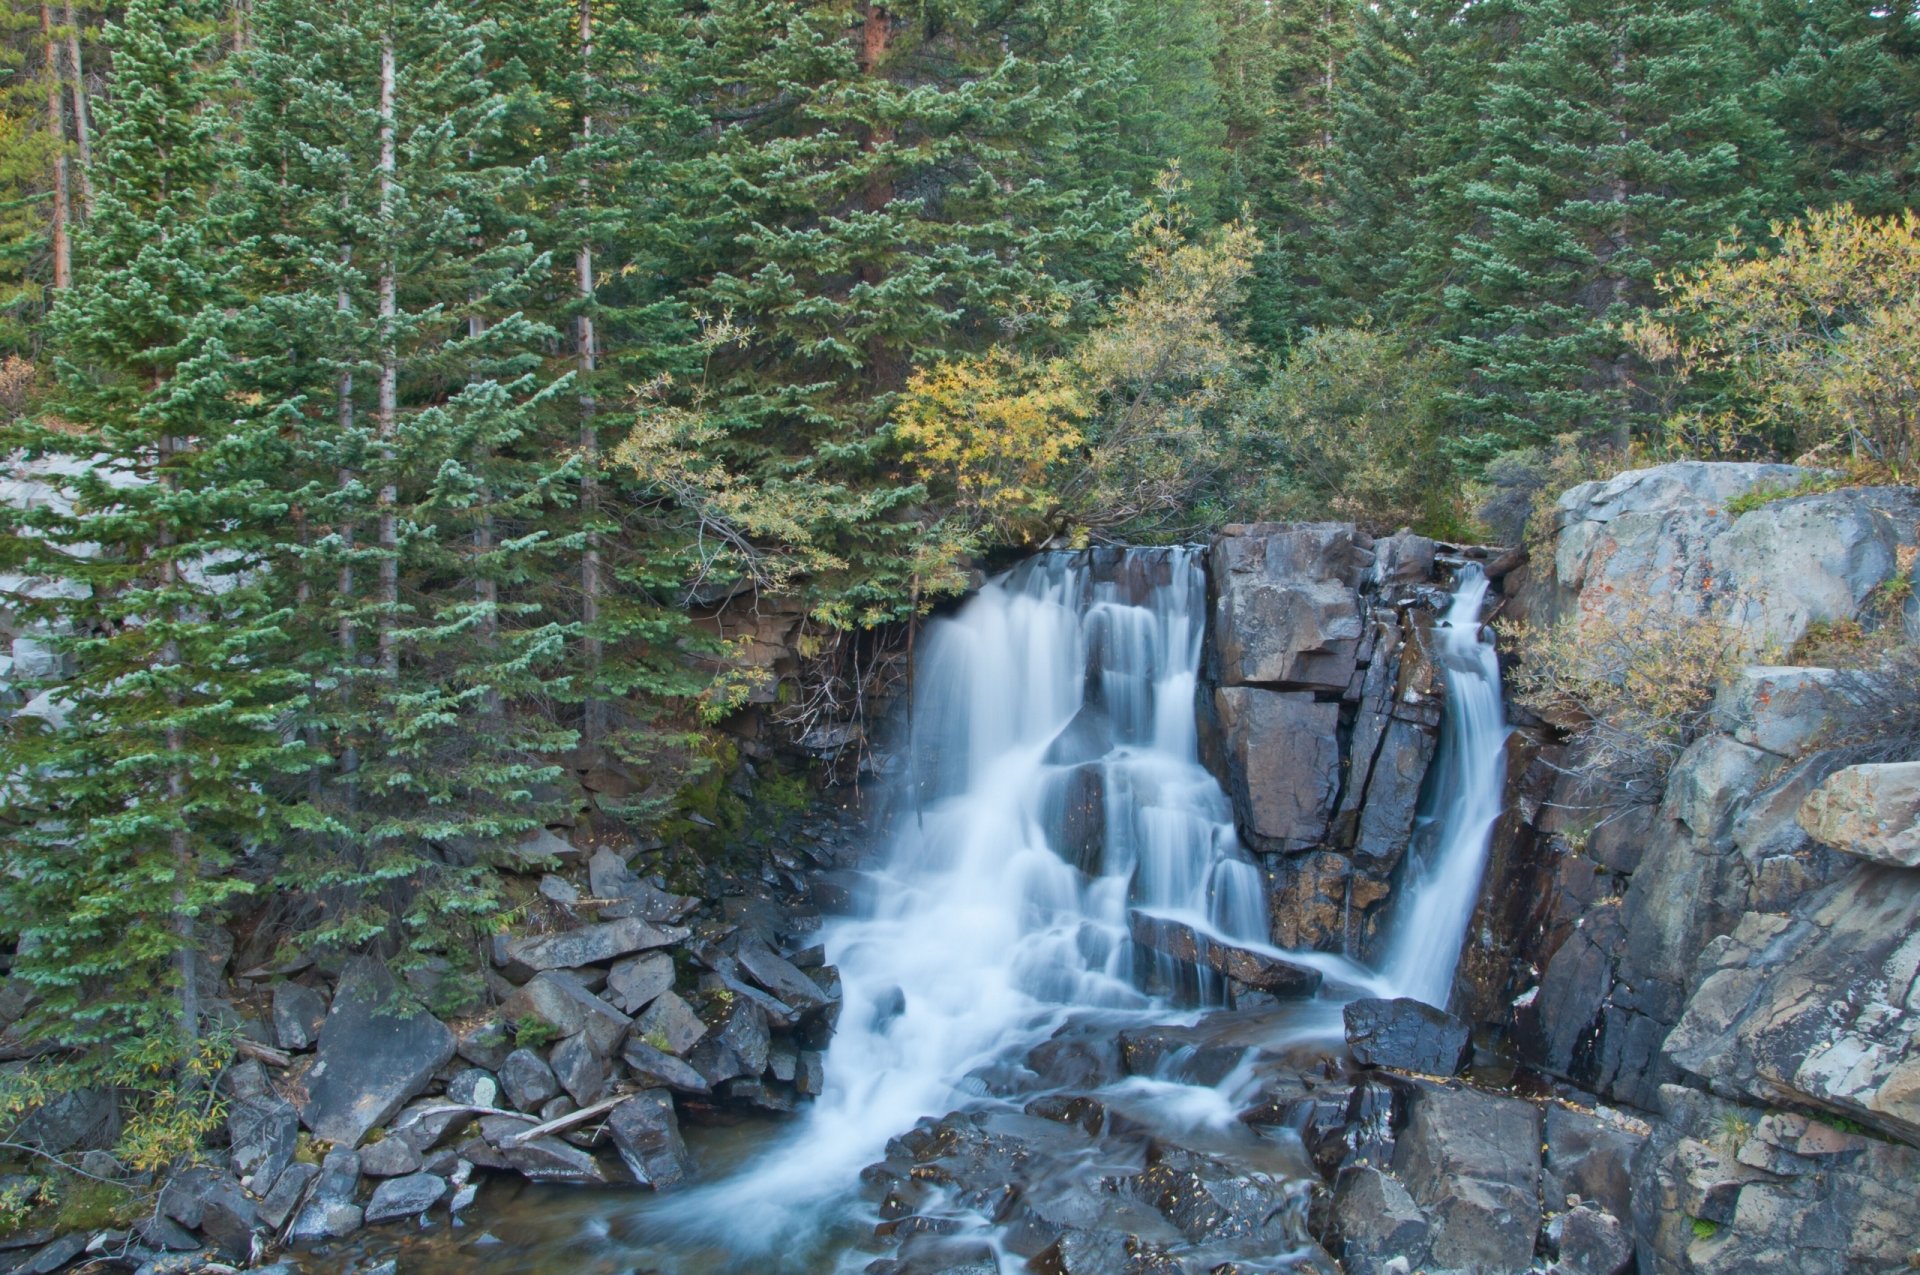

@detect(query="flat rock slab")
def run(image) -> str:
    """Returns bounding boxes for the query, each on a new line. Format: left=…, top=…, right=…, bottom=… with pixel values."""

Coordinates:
left=1128, top=911, right=1322, bottom=996
left=1344, top=996, right=1471, bottom=1075
left=298, top=958, right=455, bottom=1146
left=498, top=918, right=689, bottom=974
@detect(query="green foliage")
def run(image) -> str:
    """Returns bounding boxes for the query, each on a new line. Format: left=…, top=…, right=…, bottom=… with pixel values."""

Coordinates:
left=510, top=1014, right=560, bottom=1051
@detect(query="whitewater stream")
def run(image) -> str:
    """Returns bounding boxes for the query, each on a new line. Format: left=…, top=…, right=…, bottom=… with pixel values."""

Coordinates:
left=311, top=547, right=1508, bottom=1274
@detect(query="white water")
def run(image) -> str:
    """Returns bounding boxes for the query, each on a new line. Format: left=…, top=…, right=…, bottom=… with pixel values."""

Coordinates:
left=651, top=549, right=1506, bottom=1259
left=1380, top=563, right=1510, bottom=1006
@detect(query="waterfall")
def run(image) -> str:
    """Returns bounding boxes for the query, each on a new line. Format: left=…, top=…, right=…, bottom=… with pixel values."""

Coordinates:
left=1379, top=563, right=1509, bottom=1006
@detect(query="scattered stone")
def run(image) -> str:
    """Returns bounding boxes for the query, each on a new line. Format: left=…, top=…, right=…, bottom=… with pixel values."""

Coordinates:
left=497, top=917, right=689, bottom=975
left=358, top=1136, right=423, bottom=1178
left=1343, top=997, right=1471, bottom=1075
left=364, top=1172, right=449, bottom=1225
left=499, top=1048, right=561, bottom=1112
left=607, top=1091, right=691, bottom=1189
left=605, top=952, right=675, bottom=1015
left=634, top=990, right=706, bottom=1057
left=270, top=981, right=329, bottom=1051
left=297, top=957, right=456, bottom=1146
left=1127, top=912, right=1322, bottom=996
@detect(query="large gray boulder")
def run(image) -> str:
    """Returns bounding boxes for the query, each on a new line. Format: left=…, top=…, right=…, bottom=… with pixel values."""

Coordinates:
left=297, top=957, right=456, bottom=1146
left=1798, top=761, right=1920, bottom=867
left=607, top=1090, right=691, bottom=1188
left=1211, top=524, right=1370, bottom=691
left=1665, top=866, right=1920, bottom=1147
left=1390, top=1083, right=1542, bottom=1274
left=499, top=971, right=630, bottom=1057
left=1344, top=997, right=1471, bottom=1075
left=1212, top=687, right=1339, bottom=852
left=496, top=917, right=689, bottom=976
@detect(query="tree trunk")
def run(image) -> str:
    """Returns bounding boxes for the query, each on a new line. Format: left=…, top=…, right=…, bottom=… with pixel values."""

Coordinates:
left=39, top=2, right=69, bottom=291
left=62, top=0, right=92, bottom=219
left=577, top=0, right=604, bottom=753
left=153, top=428, right=199, bottom=1062
left=376, top=38, right=399, bottom=682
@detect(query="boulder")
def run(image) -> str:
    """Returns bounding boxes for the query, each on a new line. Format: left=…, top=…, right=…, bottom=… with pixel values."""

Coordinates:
left=634, top=990, right=707, bottom=1057
left=497, top=1135, right=611, bottom=1185
left=159, top=1166, right=256, bottom=1261
left=1712, top=666, right=1841, bottom=759
left=297, top=957, right=456, bottom=1146
left=255, top=1162, right=318, bottom=1231
left=1332, top=1165, right=1429, bottom=1271
left=549, top=1033, right=608, bottom=1106
left=1543, top=1105, right=1643, bottom=1221
left=498, top=971, right=630, bottom=1057
left=1127, top=912, right=1322, bottom=996
left=606, top=1090, right=691, bottom=1188
left=496, top=917, right=689, bottom=975
left=364, top=1172, right=447, bottom=1225
left=1212, top=687, right=1340, bottom=851
left=604, top=952, right=675, bottom=1015
left=1211, top=524, right=1370, bottom=690
left=1343, top=997, right=1471, bottom=1075
left=1798, top=761, right=1920, bottom=867
left=270, top=981, right=329, bottom=1052
left=498, top=1048, right=561, bottom=1112
left=734, top=940, right=830, bottom=1013
left=1550, top=1203, right=1631, bottom=1275
left=620, top=1037, right=711, bottom=1094
left=445, top=1067, right=498, bottom=1109
left=456, top=1020, right=513, bottom=1071
left=5, top=1084, right=118, bottom=1155
left=288, top=1148, right=363, bottom=1242
left=224, top=1093, right=298, bottom=1194
left=1390, top=1083, right=1541, bottom=1274
left=688, top=996, right=769, bottom=1086
left=1665, top=866, right=1920, bottom=1146
left=358, top=1136, right=422, bottom=1177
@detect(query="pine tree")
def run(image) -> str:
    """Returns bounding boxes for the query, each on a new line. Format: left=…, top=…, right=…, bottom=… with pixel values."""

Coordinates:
left=1442, top=0, right=1782, bottom=455
left=0, top=0, right=308, bottom=1056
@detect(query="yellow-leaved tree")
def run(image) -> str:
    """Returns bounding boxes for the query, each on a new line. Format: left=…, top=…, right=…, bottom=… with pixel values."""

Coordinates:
left=1628, top=205, right=1920, bottom=474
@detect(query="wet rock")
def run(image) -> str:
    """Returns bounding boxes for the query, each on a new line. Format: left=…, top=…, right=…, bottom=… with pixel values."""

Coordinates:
left=1046, top=764, right=1107, bottom=875
left=288, top=1148, right=363, bottom=1242
left=1132, top=1146, right=1303, bottom=1249
left=1798, top=761, right=1920, bottom=867
left=607, top=1090, right=691, bottom=1189
left=255, top=1162, right=317, bottom=1231
left=364, top=1171, right=447, bottom=1225
left=1354, top=718, right=1437, bottom=865
left=358, top=1135, right=422, bottom=1177
left=498, top=1047, right=561, bottom=1112
left=224, top=1093, right=297, bottom=1193
left=605, top=952, right=676, bottom=1015
left=796, top=1051, right=826, bottom=1097
left=1026, top=1031, right=1122, bottom=1090
left=497, top=1135, right=611, bottom=1185
left=496, top=917, right=689, bottom=975
left=1115, top=1025, right=1246, bottom=1086
left=689, top=996, right=770, bottom=1086
left=1127, top=912, right=1322, bottom=996
left=1665, top=866, right=1920, bottom=1145
left=1213, top=688, right=1340, bottom=852
left=549, top=1033, right=608, bottom=1106
left=1332, top=1165, right=1428, bottom=1272
left=1343, top=997, right=1470, bottom=1075
left=298, top=957, right=456, bottom=1145
left=621, top=1037, right=711, bottom=1094
left=270, top=981, right=328, bottom=1051
left=1390, top=1083, right=1541, bottom=1274
left=735, top=939, right=830, bottom=1012
left=499, top=971, right=630, bottom=1057
left=634, top=990, right=707, bottom=1057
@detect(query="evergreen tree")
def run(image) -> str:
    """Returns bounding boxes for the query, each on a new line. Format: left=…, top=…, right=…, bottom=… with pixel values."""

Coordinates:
left=1442, top=0, right=1782, bottom=455
left=0, top=0, right=308, bottom=1055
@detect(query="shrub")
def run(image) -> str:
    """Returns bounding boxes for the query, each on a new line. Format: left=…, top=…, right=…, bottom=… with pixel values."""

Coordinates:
left=1509, top=603, right=1737, bottom=804
left=1473, top=434, right=1637, bottom=547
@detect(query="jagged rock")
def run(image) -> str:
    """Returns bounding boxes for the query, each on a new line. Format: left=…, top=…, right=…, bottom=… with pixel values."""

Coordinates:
left=507, top=827, right=582, bottom=869
left=4, top=1083, right=118, bottom=1155
left=1665, top=866, right=1920, bottom=1145
left=735, top=940, right=830, bottom=1012
left=1047, top=764, right=1106, bottom=875
left=1212, top=687, right=1340, bottom=852
left=1131, top=1146, right=1301, bottom=1249
left=499, top=1047, right=561, bottom=1112
left=1632, top=1084, right=1920, bottom=1274
left=1550, top=1203, right=1631, bottom=1275
left=1332, top=1165, right=1428, bottom=1272
left=456, top=1020, right=513, bottom=1071
left=607, top=1090, right=691, bottom=1188
left=1543, top=1105, right=1642, bottom=1221
left=688, top=996, right=769, bottom=1086
left=159, top=1166, right=256, bottom=1261
left=496, top=917, right=689, bottom=976
left=550, top=1033, right=608, bottom=1106
left=1354, top=718, right=1437, bottom=864
left=605, top=952, right=675, bottom=1015
left=634, top=990, right=707, bottom=1057
left=270, top=982, right=328, bottom=1051
left=795, top=1050, right=826, bottom=1097
left=497, top=1135, right=611, bottom=1185
left=224, top=1094, right=298, bottom=1194
left=389, top=1098, right=477, bottom=1154
left=364, top=1172, right=447, bottom=1225
left=539, top=874, right=581, bottom=906
left=1343, top=997, right=1471, bottom=1075
left=255, top=1162, right=317, bottom=1231
left=498, top=971, right=630, bottom=1057
left=1798, top=761, right=1920, bottom=867
left=297, top=957, right=456, bottom=1146
left=21, top=1234, right=85, bottom=1275
left=358, top=1136, right=422, bottom=1177
left=289, top=1148, right=363, bottom=1242
left=1390, top=1083, right=1541, bottom=1274
left=1211, top=524, right=1370, bottom=690
left=620, top=1037, right=711, bottom=1094
left=1127, top=911, right=1321, bottom=996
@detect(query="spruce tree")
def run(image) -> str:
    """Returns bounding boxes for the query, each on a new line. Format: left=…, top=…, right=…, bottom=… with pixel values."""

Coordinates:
left=1442, top=0, right=1782, bottom=455
left=0, top=0, right=308, bottom=1056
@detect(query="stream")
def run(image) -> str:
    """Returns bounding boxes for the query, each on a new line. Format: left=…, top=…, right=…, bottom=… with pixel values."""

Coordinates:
left=300, top=547, right=1506, bottom=1274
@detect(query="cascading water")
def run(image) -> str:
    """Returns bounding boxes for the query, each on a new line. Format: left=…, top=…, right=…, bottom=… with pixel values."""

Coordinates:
left=1379, top=562, right=1510, bottom=1007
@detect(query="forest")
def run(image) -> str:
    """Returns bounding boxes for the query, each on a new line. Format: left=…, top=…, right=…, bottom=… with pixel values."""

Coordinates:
left=0, top=0, right=1918, bottom=1172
